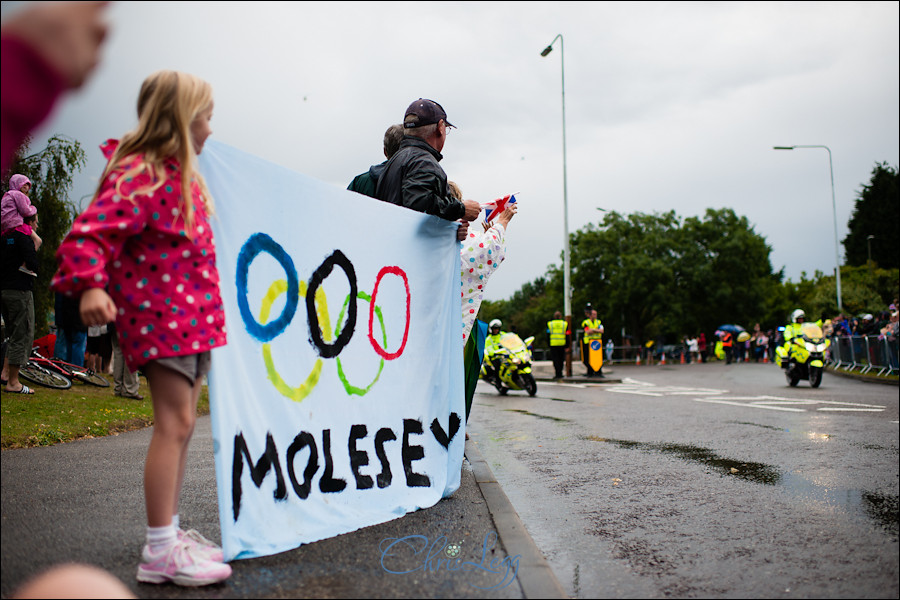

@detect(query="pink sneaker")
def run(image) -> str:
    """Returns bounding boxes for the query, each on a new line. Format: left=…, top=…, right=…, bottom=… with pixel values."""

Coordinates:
left=136, top=540, right=231, bottom=586
left=179, top=528, right=225, bottom=563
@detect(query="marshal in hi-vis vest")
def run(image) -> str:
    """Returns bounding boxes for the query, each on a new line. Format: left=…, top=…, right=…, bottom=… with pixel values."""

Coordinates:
left=581, top=318, right=602, bottom=342
left=547, top=319, right=568, bottom=347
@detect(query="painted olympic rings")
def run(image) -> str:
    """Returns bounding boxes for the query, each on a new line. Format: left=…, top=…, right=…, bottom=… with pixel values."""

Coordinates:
left=236, top=234, right=411, bottom=402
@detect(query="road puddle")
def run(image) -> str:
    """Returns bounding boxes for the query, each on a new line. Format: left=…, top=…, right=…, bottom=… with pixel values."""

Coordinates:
left=504, top=409, right=571, bottom=422
left=584, top=436, right=781, bottom=484
left=861, top=491, right=899, bottom=537
left=729, top=420, right=787, bottom=432
left=584, top=435, right=899, bottom=535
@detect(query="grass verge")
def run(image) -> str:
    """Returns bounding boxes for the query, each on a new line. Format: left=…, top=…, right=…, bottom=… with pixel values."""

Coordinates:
left=1, top=374, right=209, bottom=449
left=827, top=365, right=900, bottom=385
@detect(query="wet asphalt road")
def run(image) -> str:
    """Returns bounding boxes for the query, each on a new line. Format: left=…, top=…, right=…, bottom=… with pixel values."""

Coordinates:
left=467, top=362, right=899, bottom=599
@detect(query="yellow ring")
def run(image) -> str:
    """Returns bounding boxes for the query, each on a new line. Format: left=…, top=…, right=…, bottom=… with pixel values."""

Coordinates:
left=260, top=279, right=331, bottom=402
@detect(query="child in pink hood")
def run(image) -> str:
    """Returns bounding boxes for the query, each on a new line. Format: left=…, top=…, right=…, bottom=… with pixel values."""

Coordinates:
left=2, top=174, right=37, bottom=234
left=2, top=174, right=42, bottom=274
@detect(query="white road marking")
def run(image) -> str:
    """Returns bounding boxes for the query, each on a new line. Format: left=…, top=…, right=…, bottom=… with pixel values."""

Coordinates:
left=539, top=381, right=590, bottom=388
left=605, top=378, right=728, bottom=397
left=603, top=380, right=886, bottom=413
left=694, top=395, right=885, bottom=413
left=694, top=399, right=806, bottom=412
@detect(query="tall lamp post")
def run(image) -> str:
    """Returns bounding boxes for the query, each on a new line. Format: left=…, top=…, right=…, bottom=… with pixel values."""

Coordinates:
left=541, top=34, right=572, bottom=375
left=773, top=145, right=843, bottom=313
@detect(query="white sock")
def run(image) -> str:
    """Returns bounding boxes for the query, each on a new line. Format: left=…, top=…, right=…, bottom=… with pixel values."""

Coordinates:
left=172, top=514, right=180, bottom=531
left=146, top=524, right=177, bottom=553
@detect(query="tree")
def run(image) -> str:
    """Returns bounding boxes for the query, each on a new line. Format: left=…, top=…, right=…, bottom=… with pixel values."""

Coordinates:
left=3, top=135, right=87, bottom=337
left=679, top=208, right=778, bottom=332
left=480, top=274, right=558, bottom=341
left=843, top=162, right=899, bottom=269
left=816, top=265, right=899, bottom=319
left=564, top=208, right=776, bottom=345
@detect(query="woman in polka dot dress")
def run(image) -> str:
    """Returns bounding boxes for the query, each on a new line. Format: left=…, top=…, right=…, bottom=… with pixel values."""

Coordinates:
left=450, top=182, right=517, bottom=424
left=450, top=182, right=517, bottom=345
left=51, top=71, right=231, bottom=586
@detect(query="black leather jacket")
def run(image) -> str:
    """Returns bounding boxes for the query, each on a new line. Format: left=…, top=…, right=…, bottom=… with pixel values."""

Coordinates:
left=0, top=230, right=38, bottom=291
left=375, top=136, right=465, bottom=221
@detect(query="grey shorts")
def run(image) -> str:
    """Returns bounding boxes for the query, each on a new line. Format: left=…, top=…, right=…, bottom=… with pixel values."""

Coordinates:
left=1, top=289, right=34, bottom=366
left=151, top=351, right=211, bottom=385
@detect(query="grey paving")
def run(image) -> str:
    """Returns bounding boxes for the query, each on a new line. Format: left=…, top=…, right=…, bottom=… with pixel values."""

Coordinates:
left=1, top=405, right=565, bottom=599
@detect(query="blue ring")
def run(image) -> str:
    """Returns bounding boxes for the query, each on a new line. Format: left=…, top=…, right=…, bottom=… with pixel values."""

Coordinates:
left=236, top=233, right=299, bottom=342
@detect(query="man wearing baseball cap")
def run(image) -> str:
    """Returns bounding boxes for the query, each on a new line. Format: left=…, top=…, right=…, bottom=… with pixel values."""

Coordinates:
left=375, top=98, right=480, bottom=226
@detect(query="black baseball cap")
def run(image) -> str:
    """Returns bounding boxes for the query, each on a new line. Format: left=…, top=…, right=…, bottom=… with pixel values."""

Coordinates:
left=404, top=98, right=455, bottom=129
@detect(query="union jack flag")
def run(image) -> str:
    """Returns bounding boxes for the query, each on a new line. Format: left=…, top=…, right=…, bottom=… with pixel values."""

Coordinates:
left=481, top=194, right=517, bottom=223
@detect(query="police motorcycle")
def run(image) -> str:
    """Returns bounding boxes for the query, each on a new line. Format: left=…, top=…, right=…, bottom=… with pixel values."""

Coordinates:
left=480, top=325, right=538, bottom=397
left=775, top=310, right=830, bottom=388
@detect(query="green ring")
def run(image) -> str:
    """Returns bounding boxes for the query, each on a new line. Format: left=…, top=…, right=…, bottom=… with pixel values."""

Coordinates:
left=334, top=291, right=386, bottom=396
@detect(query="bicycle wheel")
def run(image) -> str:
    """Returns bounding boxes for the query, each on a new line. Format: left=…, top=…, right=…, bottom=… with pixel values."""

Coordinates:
left=44, top=358, right=111, bottom=388
left=19, top=362, right=72, bottom=390
left=71, top=369, right=111, bottom=387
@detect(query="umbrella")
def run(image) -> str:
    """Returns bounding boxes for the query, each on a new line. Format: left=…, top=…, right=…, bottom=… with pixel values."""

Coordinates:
left=717, top=324, right=751, bottom=342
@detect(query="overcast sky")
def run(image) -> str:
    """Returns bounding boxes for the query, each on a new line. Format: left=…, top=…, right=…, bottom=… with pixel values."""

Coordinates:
left=4, top=1, right=898, bottom=302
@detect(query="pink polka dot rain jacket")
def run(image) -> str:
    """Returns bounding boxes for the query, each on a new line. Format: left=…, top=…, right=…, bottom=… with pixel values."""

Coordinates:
left=51, top=140, right=227, bottom=370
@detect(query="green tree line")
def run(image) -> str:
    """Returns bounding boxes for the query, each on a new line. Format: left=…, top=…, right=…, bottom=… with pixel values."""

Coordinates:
left=483, top=164, right=899, bottom=349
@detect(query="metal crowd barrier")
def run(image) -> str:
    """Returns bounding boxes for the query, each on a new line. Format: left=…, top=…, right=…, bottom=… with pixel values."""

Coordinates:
left=536, top=336, right=898, bottom=375
left=828, top=335, right=899, bottom=376
left=569, top=343, right=684, bottom=365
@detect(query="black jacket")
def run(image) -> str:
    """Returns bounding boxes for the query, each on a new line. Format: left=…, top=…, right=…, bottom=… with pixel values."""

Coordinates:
left=1, top=230, right=38, bottom=291
left=374, top=136, right=465, bottom=221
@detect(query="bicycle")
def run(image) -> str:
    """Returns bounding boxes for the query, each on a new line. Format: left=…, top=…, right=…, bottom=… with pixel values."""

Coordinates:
left=3, top=336, right=72, bottom=390
left=18, top=360, right=73, bottom=390
left=27, top=348, right=111, bottom=388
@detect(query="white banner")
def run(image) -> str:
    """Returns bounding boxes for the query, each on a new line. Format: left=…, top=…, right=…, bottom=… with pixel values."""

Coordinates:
left=198, top=141, right=465, bottom=561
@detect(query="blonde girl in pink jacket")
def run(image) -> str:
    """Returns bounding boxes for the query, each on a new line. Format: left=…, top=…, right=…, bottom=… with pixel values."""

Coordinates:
left=52, top=70, right=230, bottom=587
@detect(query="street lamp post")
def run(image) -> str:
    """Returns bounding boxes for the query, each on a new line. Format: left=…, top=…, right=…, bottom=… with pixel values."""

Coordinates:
left=542, top=34, right=572, bottom=376
left=773, top=145, right=843, bottom=313
left=867, top=235, right=874, bottom=264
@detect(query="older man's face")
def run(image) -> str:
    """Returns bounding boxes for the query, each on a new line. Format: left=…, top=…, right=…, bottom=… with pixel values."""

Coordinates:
left=436, top=120, right=447, bottom=152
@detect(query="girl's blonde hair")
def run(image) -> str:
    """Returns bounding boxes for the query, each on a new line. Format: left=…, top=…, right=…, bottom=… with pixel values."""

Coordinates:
left=448, top=180, right=462, bottom=200
left=95, top=70, right=214, bottom=232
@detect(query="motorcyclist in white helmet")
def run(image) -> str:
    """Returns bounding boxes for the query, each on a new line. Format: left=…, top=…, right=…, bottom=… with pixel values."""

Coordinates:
left=780, top=309, right=807, bottom=369
left=482, top=319, right=506, bottom=381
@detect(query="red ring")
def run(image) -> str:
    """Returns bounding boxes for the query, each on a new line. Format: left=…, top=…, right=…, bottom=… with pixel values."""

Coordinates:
left=369, top=266, right=410, bottom=360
